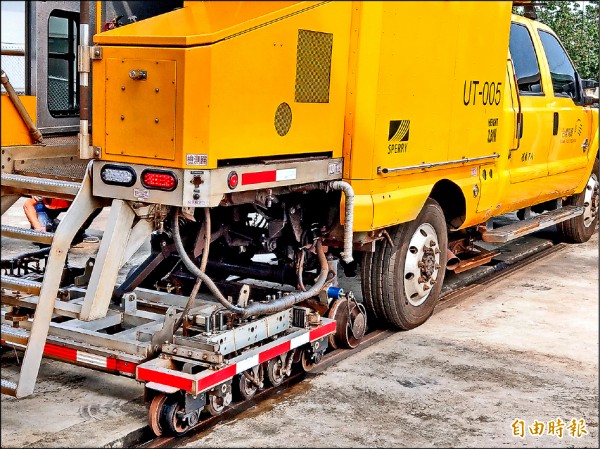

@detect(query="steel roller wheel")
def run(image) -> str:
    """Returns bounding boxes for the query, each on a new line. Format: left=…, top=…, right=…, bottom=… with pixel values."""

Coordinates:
left=266, top=357, right=285, bottom=386
left=158, top=394, right=191, bottom=437
left=367, top=198, right=448, bottom=330
left=327, top=298, right=367, bottom=349
left=205, top=390, right=233, bottom=416
left=148, top=393, right=169, bottom=436
left=236, top=367, right=260, bottom=401
left=300, top=349, right=316, bottom=372
left=557, top=166, right=599, bottom=243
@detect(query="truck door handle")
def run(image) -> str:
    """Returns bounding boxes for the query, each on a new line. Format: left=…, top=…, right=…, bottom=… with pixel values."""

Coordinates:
left=553, top=112, right=559, bottom=135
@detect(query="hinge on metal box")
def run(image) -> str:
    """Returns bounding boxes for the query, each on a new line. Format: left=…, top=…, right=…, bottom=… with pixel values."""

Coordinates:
left=78, top=46, right=103, bottom=74
left=90, top=46, right=103, bottom=60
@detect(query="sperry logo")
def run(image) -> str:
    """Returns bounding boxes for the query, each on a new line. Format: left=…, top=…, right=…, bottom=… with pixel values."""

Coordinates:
left=388, top=120, right=410, bottom=154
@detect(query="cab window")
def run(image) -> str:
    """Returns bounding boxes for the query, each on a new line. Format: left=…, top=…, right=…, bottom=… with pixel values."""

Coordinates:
left=509, top=23, right=543, bottom=94
left=538, top=30, right=579, bottom=101
left=48, top=10, right=79, bottom=117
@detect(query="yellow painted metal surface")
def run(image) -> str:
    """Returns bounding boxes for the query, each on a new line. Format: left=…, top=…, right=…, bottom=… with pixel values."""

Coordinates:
left=94, top=2, right=308, bottom=47
left=0, top=95, right=36, bottom=147
left=93, top=1, right=351, bottom=169
left=105, top=58, right=177, bottom=160
left=344, top=2, right=513, bottom=229
left=91, top=1, right=598, bottom=233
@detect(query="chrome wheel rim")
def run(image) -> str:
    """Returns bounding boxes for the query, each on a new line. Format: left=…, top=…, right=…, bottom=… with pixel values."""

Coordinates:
left=582, top=173, right=599, bottom=228
left=403, top=223, right=441, bottom=306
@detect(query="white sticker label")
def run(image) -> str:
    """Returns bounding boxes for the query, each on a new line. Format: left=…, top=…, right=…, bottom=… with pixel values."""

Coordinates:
left=276, top=168, right=297, bottom=181
left=134, top=188, right=149, bottom=200
left=186, top=154, right=208, bottom=166
left=185, top=199, right=207, bottom=207
left=471, top=167, right=478, bottom=177
left=328, top=161, right=343, bottom=176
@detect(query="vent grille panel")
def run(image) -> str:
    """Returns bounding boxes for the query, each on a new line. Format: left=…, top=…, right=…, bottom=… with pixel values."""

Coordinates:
left=294, top=30, right=333, bottom=104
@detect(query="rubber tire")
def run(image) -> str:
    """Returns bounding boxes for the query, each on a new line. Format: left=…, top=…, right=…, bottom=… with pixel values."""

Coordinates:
left=556, top=159, right=599, bottom=244
left=360, top=252, right=384, bottom=328
left=371, top=198, right=448, bottom=330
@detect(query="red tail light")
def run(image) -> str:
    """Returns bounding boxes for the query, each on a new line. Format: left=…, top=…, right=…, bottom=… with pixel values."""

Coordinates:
left=141, top=169, right=178, bottom=191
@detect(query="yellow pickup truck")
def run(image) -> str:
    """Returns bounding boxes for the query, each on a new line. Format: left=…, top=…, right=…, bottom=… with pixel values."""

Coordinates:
left=87, top=2, right=598, bottom=330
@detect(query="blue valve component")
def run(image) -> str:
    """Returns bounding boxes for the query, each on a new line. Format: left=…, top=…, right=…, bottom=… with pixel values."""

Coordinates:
left=327, top=286, right=345, bottom=299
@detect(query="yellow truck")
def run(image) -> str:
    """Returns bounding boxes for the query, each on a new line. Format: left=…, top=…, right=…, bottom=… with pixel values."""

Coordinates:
left=87, top=1, right=598, bottom=327
left=1, top=0, right=598, bottom=435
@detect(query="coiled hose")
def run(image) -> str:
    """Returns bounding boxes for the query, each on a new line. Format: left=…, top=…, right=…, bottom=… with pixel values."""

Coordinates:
left=172, top=208, right=330, bottom=319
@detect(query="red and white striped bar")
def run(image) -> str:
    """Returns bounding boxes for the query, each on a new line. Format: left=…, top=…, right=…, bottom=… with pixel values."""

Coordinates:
left=241, top=168, right=297, bottom=186
left=43, top=342, right=138, bottom=375
left=0, top=336, right=139, bottom=375
left=137, top=319, right=336, bottom=395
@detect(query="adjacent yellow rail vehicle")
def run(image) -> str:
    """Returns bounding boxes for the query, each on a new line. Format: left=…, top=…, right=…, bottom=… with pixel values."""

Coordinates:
left=1, top=0, right=598, bottom=436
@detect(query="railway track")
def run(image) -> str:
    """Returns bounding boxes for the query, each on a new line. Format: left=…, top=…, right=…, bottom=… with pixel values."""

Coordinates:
left=136, top=241, right=568, bottom=448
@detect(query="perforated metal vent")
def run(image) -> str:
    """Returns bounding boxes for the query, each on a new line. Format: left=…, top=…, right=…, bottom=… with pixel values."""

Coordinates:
left=294, top=29, right=333, bottom=103
left=274, top=102, right=292, bottom=136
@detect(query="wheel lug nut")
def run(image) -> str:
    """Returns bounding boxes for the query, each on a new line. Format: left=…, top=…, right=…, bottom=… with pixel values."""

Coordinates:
left=430, top=241, right=436, bottom=247
left=423, top=284, right=430, bottom=291
left=417, top=261, right=425, bottom=268
left=417, top=276, right=426, bottom=284
left=430, top=279, right=436, bottom=285
left=434, top=264, right=440, bottom=269
left=434, top=249, right=441, bottom=254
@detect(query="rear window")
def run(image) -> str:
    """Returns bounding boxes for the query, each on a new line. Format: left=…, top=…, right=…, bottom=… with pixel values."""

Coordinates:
left=509, top=23, right=543, bottom=94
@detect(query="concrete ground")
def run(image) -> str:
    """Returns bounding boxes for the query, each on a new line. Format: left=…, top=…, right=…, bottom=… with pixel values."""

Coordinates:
left=1, top=199, right=598, bottom=447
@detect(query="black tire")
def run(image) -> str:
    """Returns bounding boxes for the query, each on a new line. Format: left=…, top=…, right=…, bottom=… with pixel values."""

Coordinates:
left=360, top=251, right=384, bottom=327
left=556, top=164, right=599, bottom=244
left=371, top=198, right=448, bottom=330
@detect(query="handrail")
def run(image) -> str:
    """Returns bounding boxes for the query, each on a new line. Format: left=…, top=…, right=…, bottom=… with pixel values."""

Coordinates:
left=0, top=69, right=43, bottom=143
left=1, top=49, right=25, bottom=57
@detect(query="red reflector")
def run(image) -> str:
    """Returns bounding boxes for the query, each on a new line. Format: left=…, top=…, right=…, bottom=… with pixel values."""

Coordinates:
left=141, top=170, right=177, bottom=191
left=227, top=171, right=239, bottom=189
left=241, top=170, right=276, bottom=185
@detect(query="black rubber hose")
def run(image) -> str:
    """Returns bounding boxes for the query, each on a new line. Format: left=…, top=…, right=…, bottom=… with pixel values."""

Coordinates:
left=172, top=208, right=329, bottom=318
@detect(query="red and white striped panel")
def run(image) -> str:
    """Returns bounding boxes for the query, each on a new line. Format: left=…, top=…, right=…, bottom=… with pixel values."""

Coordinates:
left=241, top=168, right=297, bottom=186
left=43, top=342, right=137, bottom=375
left=137, top=320, right=336, bottom=395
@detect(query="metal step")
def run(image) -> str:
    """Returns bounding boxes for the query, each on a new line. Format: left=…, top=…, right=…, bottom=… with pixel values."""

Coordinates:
left=1, top=294, right=82, bottom=319
left=481, top=206, right=584, bottom=243
left=1, top=275, right=42, bottom=295
left=1, top=173, right=81, bottom=198
left=1, top=225, right=54, bottom=244
left=1, top=378, right=17, bottom=397
left=1, top=324, right=30, bottom=347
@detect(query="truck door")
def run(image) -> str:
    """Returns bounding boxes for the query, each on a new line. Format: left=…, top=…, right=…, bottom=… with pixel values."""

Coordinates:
left=507, top=21, right=552, bottom=183
left=536, top=29, right=589, bottom=178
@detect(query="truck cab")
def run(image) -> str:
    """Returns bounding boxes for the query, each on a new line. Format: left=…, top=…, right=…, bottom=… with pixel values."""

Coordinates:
left=506, top=14, right=598, bottom=199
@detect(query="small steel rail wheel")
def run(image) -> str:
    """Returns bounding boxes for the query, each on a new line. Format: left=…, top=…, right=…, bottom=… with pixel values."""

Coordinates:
left=205, top=390, right=232, bottom=416
left=300, top=348, right=319, bottom=372
left=158, top=394, right=191, bottom=437
left=266, top=357, right=285, bottom=386
left=557, top=166, right=599, bottom=243
left=236, top=367, right=259, bottom=401
left=148, top=393, right=168, bottom=436
left=327, top=298, right=367, bottom=349
left=368, top=198, right=448, bottom=330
